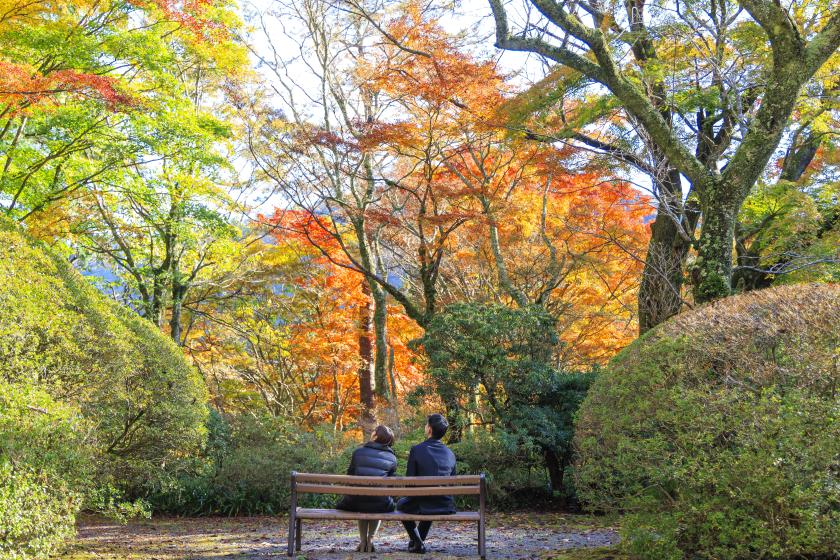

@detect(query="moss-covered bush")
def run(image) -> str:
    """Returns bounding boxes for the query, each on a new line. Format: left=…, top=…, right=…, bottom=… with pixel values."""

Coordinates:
left=575, top=284, right=840, bottom=559
left=0, top=218, right=208, bottom=557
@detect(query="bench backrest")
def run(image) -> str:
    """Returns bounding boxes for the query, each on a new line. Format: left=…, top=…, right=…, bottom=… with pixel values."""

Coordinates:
left=291, top=471, right=485, bottom=497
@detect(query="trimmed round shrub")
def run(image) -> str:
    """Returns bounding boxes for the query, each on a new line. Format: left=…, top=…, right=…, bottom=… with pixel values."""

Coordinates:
left=0, top=218, right=207, bottom=557
left=575, top=283, right=840, bottom=560
left=0, top=218, right=208, bottom=492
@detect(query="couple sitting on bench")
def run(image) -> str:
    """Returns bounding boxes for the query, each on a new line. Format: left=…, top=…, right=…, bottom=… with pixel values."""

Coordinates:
left=336, top=414, right=455, bottom=554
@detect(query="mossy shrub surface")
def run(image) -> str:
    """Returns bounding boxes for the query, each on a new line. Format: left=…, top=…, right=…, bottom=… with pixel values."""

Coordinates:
left=575, top=283, right=840, bottom=560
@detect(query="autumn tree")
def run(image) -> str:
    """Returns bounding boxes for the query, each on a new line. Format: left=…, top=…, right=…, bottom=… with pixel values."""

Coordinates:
left=485, top=0, right=840, bottom=306
left=246, top=0, right=400, bottom=422
left=0, top=1, right=241, bottom=222
left=1, top=1, right=253, bottom=346
left=363, top=6, right=648, bottom=362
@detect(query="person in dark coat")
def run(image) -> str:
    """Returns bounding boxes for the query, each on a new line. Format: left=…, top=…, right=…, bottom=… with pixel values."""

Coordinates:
left=336, top=425, right=397, bottom=552
left=397, top=414, right=456, bottom=553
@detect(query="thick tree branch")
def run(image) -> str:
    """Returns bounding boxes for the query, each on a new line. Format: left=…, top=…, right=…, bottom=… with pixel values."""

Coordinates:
left=804, top=9, right=840, bottom=76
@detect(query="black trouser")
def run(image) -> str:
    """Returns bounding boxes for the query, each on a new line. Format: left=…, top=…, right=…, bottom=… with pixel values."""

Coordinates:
left=402, top=520, right=432, bottom=543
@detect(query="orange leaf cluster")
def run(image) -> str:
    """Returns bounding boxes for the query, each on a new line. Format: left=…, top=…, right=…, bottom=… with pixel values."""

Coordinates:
left=0, top=61, right=133, bottom=114
left=259, top=210, right=424, bottom=427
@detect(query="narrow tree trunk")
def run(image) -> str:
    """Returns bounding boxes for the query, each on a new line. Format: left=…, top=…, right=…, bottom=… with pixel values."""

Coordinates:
left=169, top=280, right=187, bottom=345
left=444, top=399, right=464, bottom=444
left=483, top=197, right=528, bottom=307
left=385, top=344, right=400, bottom=433
left=542, top=447, right=565, bottom=493
left=370, top=275, right=389, bottom=399
left=169, top=293, right=183, bottom=345
left=354, top=220, right=390, bottom=400
left=358, top=282, right=376, bottom=430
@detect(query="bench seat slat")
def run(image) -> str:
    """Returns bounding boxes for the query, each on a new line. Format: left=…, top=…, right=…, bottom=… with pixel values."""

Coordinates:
left=296, top=508, right=480, bottom=522
left=294, top=473, right=480, bottom=486
left=296, top=483, right=479, bottom=496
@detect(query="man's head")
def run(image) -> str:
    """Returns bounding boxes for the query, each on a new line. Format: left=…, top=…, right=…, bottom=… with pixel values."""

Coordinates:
left=425, top=413, right=449, bottom=440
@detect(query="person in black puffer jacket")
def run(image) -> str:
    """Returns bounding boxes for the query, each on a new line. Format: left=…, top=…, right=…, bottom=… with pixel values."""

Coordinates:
left=337, top=425, right=397, bottom=552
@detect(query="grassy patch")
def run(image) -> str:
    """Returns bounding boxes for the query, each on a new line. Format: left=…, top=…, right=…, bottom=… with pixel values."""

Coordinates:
left=544, top=547, right=630, bottom=559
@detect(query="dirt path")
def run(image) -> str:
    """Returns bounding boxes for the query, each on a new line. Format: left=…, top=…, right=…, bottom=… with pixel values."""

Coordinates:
left=61, top=513, right=620, bottom=560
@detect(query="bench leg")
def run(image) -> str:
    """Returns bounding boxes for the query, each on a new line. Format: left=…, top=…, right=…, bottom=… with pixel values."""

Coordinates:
left=295, top=517, right=302, bottom=551
left=478, top=519, right=486, bottom=559
left=287, top=512, right=296, bottom=557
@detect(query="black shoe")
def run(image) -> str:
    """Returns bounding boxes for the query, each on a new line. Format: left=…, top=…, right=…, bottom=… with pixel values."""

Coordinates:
left=408, top=541, right=426, bottom=554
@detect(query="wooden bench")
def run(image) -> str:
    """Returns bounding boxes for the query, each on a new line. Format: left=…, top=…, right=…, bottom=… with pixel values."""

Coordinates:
left=288, top=471, right=487, bottom=558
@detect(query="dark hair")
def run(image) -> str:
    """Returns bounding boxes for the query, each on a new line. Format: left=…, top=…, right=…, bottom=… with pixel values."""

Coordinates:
left=427, top=414, right=449, bottom=439
left=372, top=425, right=395, bottom=447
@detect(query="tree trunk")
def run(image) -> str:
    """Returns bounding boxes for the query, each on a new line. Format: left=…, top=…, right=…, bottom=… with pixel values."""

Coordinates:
left=637, top=169, right=697, bottom=333
left=443, top=399, right=464, bottom=444
left=354, top=220, right=390, bottom=400
left=638, top=221, right=688, bottom=332
left=542, top=447, right=565, bottom=494
left=358, top=282, right=377, bottom=430
left=693, top=191, right=739, bottom=303
left=732, top=237, right=774, bottom=292
left=483, top=198, right=528, bottom=307
left=169, top=289, right=183, bottom=345
left=370, top=273, right=389, bottom=399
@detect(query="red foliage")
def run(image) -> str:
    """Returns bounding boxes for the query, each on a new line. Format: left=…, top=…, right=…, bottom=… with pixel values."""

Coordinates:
left=0, top=61, right=133, bottom=113
left=128, top=0, right=229, bottom=43
left=258, top=209, right=346, bottom=262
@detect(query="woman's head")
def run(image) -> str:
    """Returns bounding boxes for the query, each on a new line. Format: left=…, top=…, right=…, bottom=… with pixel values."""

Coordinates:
left=370, top=425, right=395, bottom=447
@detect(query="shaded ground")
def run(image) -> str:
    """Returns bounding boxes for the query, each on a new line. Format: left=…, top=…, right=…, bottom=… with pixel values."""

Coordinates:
left=61, top=513, right=622, bottom=560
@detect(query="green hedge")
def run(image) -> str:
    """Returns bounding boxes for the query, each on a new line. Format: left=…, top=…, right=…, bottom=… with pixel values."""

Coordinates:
left=0, top=382, right=88, bottom=559
left=575, top=283, right=840, bottom=559
left=0, top=218, right=208, bottom=557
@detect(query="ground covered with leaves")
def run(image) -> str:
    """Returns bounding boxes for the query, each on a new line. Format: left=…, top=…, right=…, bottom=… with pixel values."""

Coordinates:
left=61, top=513, right=621, bottom=560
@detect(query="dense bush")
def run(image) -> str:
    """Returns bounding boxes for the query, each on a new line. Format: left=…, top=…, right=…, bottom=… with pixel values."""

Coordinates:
left=0, top=382, right=90, bottom=559
left=0, top=220, right=208, bottom=489
left=0, top=463, right=78, bottom=560
left=0, top=219, right=207, bottom=557
left=417, top=303, right=595, bottom=500
left=146, top=412, right=356, bottom=515
left=451, top=430, right=557, bottom=509
left=147, top=413, right=570, bottom=515
left=575, top=284, right=840, bottom=559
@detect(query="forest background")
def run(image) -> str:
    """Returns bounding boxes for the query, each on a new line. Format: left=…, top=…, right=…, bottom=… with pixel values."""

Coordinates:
left=0, top=0, right=837, bottom=559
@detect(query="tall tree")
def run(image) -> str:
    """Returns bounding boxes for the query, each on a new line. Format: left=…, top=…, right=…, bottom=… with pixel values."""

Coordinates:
left=246, top=0, right=395, bottom=413
left=486, top=0, right=840, bottom=305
